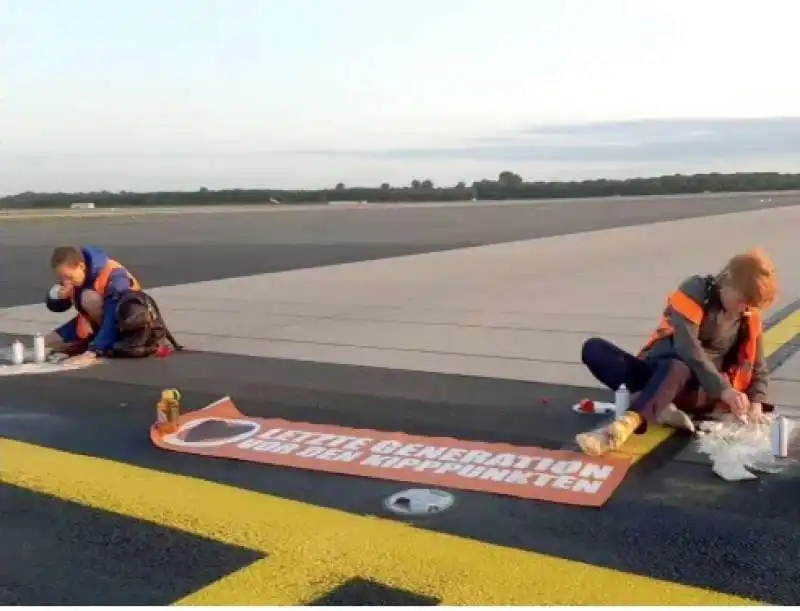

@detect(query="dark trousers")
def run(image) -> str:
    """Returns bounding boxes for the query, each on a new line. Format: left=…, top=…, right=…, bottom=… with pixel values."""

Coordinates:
left=581, top=337, right=701, bottom=432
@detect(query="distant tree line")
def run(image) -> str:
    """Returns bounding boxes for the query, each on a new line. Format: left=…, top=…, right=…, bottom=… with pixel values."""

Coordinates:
left=2, top=171, right=800, bottom=209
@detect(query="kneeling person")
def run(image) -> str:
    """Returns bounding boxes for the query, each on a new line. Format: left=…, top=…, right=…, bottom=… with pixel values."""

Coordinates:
left=45, top=245, right=143, bottom=363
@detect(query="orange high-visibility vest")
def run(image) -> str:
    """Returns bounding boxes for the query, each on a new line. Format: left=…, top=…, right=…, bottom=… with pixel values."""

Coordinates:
left=639, top=287, right=762, bottom=393
left=72, top=260, right=141, bottom=340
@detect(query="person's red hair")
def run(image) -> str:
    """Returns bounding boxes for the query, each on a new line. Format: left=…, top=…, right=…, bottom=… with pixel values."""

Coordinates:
left=722, top=247, right=778, bottom=309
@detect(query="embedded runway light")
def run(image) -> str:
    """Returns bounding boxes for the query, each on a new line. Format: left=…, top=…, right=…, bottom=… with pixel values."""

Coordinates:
left=384, top=488, right=455, bottom=516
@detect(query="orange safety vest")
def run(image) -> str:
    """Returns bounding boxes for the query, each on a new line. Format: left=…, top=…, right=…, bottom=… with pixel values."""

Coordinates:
left=639, top=287, right=762, bottom=393
left=73, top=260, right=142, bottom=340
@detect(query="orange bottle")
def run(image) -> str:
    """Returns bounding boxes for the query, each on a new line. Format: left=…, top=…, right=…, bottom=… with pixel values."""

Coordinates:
left=156, top=388, right=181, bottom=434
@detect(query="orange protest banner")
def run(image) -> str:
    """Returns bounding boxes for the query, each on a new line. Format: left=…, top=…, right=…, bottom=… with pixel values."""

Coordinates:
left=150, top=397, right=633, bottom=507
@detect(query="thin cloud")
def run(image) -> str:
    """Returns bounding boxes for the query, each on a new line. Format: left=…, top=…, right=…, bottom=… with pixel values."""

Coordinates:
left=292, top=117, right=800, bottom=164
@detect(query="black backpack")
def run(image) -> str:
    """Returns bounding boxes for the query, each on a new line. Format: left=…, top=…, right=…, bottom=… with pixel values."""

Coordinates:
left=110, top=291, right=184, bottom=358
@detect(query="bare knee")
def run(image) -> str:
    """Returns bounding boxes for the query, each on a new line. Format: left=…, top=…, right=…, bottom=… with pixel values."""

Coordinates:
left=658, top=358, right=692, bottom=380
left=80, top=290, right=103, bottom=321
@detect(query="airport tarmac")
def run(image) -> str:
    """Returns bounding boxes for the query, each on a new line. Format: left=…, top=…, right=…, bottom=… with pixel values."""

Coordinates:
left=0, top=193, right=798, bottom=605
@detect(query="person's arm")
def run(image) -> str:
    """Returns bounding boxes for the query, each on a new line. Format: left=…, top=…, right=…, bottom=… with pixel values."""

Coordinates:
left=746, top=334, right=769, bottom=404
left=668, top=276, right=732, bottom=399
left=86, top=269, right=132, bottom=354
left=671, top=314, right=731, bottom=399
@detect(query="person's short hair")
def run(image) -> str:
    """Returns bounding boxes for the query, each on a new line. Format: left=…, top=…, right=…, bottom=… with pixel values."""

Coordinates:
left=50, top=246, right=85, bottom=269
left=721, top=247, right=778, bottom=309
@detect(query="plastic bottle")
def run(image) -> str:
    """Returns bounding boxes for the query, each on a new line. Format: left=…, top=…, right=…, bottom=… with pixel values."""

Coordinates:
left=615, top=383, right=630, bottom=416
left=156, top=388, right=182, bottom=434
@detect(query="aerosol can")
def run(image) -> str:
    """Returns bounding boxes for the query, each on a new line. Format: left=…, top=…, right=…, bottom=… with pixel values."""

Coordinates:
left=10, top=339, right=24, bottom=365
left=771, top=415, right=790, bottom=459
left=156, top=388, right=182, bottom=434
left=32, top=333, right=46, bottom=363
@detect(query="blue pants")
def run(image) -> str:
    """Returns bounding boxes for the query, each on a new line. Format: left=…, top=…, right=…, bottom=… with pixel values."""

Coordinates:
left=55, top=317, right=81, bottom=342
left=581, top=337, right=699, bottom=432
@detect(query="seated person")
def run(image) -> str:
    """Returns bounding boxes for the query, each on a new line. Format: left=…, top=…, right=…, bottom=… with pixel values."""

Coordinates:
left=576, top=248, right=778, bottom=457
left=44, top=246, right=141, bottom=364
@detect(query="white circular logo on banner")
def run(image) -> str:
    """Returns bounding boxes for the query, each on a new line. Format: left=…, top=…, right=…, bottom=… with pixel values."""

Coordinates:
left=163, top=417, right=261, bottom=448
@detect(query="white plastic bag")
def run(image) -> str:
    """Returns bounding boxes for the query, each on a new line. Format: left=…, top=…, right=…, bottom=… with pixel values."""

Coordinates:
left=695, top=413, right=791, bottom=481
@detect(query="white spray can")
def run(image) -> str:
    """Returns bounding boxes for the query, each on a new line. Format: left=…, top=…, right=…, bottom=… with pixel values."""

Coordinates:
left=771, top=415, right=790, bottom=458
left=10, top=339, right=24, bottom=365
left=32, top=333, right=46, bottom=363
left=615, top=383, right=630, bottom=416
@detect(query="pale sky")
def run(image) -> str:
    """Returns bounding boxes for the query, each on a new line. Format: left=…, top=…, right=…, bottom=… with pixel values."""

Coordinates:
left=3, top=0, right=800, bottom=194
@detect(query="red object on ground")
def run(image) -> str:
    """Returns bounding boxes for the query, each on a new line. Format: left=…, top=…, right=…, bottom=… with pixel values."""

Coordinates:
left=579, top=399, right=595, bottom=413
left=155, top=345, right=171, bottom=358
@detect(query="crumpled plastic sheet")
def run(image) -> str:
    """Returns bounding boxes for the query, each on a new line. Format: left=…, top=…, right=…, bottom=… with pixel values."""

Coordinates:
left=0, top=346, right=97, bottom=376
left=0, top=361, right=97, bottom=376
left=694, top=412, right=795, bottom=482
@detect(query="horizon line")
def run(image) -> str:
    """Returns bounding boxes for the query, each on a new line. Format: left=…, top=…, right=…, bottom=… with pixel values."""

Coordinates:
left=2, top=169, right=799, bottom=199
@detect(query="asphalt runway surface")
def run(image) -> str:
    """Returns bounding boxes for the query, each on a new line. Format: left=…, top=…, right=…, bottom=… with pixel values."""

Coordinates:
left=1, top=193, right=799, bottom=605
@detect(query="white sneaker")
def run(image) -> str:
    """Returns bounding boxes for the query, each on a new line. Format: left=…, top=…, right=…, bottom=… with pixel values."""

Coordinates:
left=656, top=403, right=696, bottom=433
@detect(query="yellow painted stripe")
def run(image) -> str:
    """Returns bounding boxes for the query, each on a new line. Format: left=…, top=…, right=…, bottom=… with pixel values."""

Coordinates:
left=177, top=557, right=345, bottom=606
left=763, top=309, right=800, bottom=357
left=1, top=439, right=756, bottom=605
left=610, top=423, right=674, bottom=463
left=616, top=306, right=800, bottom=463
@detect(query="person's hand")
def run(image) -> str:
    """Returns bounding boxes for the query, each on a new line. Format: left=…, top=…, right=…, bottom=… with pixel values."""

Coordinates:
left=63, top=351, right=97, bottom=366
left=721, top=388, right=750, bottom=422
left=747, top=402, right=768, bottom=425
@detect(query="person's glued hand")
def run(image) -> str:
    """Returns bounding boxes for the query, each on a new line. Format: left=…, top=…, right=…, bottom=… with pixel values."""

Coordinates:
left=63, top=351, right=97, bottom=366
left=721, top=388, right=750, bottom=423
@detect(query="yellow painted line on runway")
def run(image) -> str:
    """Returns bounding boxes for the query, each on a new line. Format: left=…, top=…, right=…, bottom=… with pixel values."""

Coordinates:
left=613, top=307, right=800, bottom=464
left=609, top=423, right=675, bottom=464
left=1, top=439, right=756, bottom=605
left=763, top=309, right=800, bottom=356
